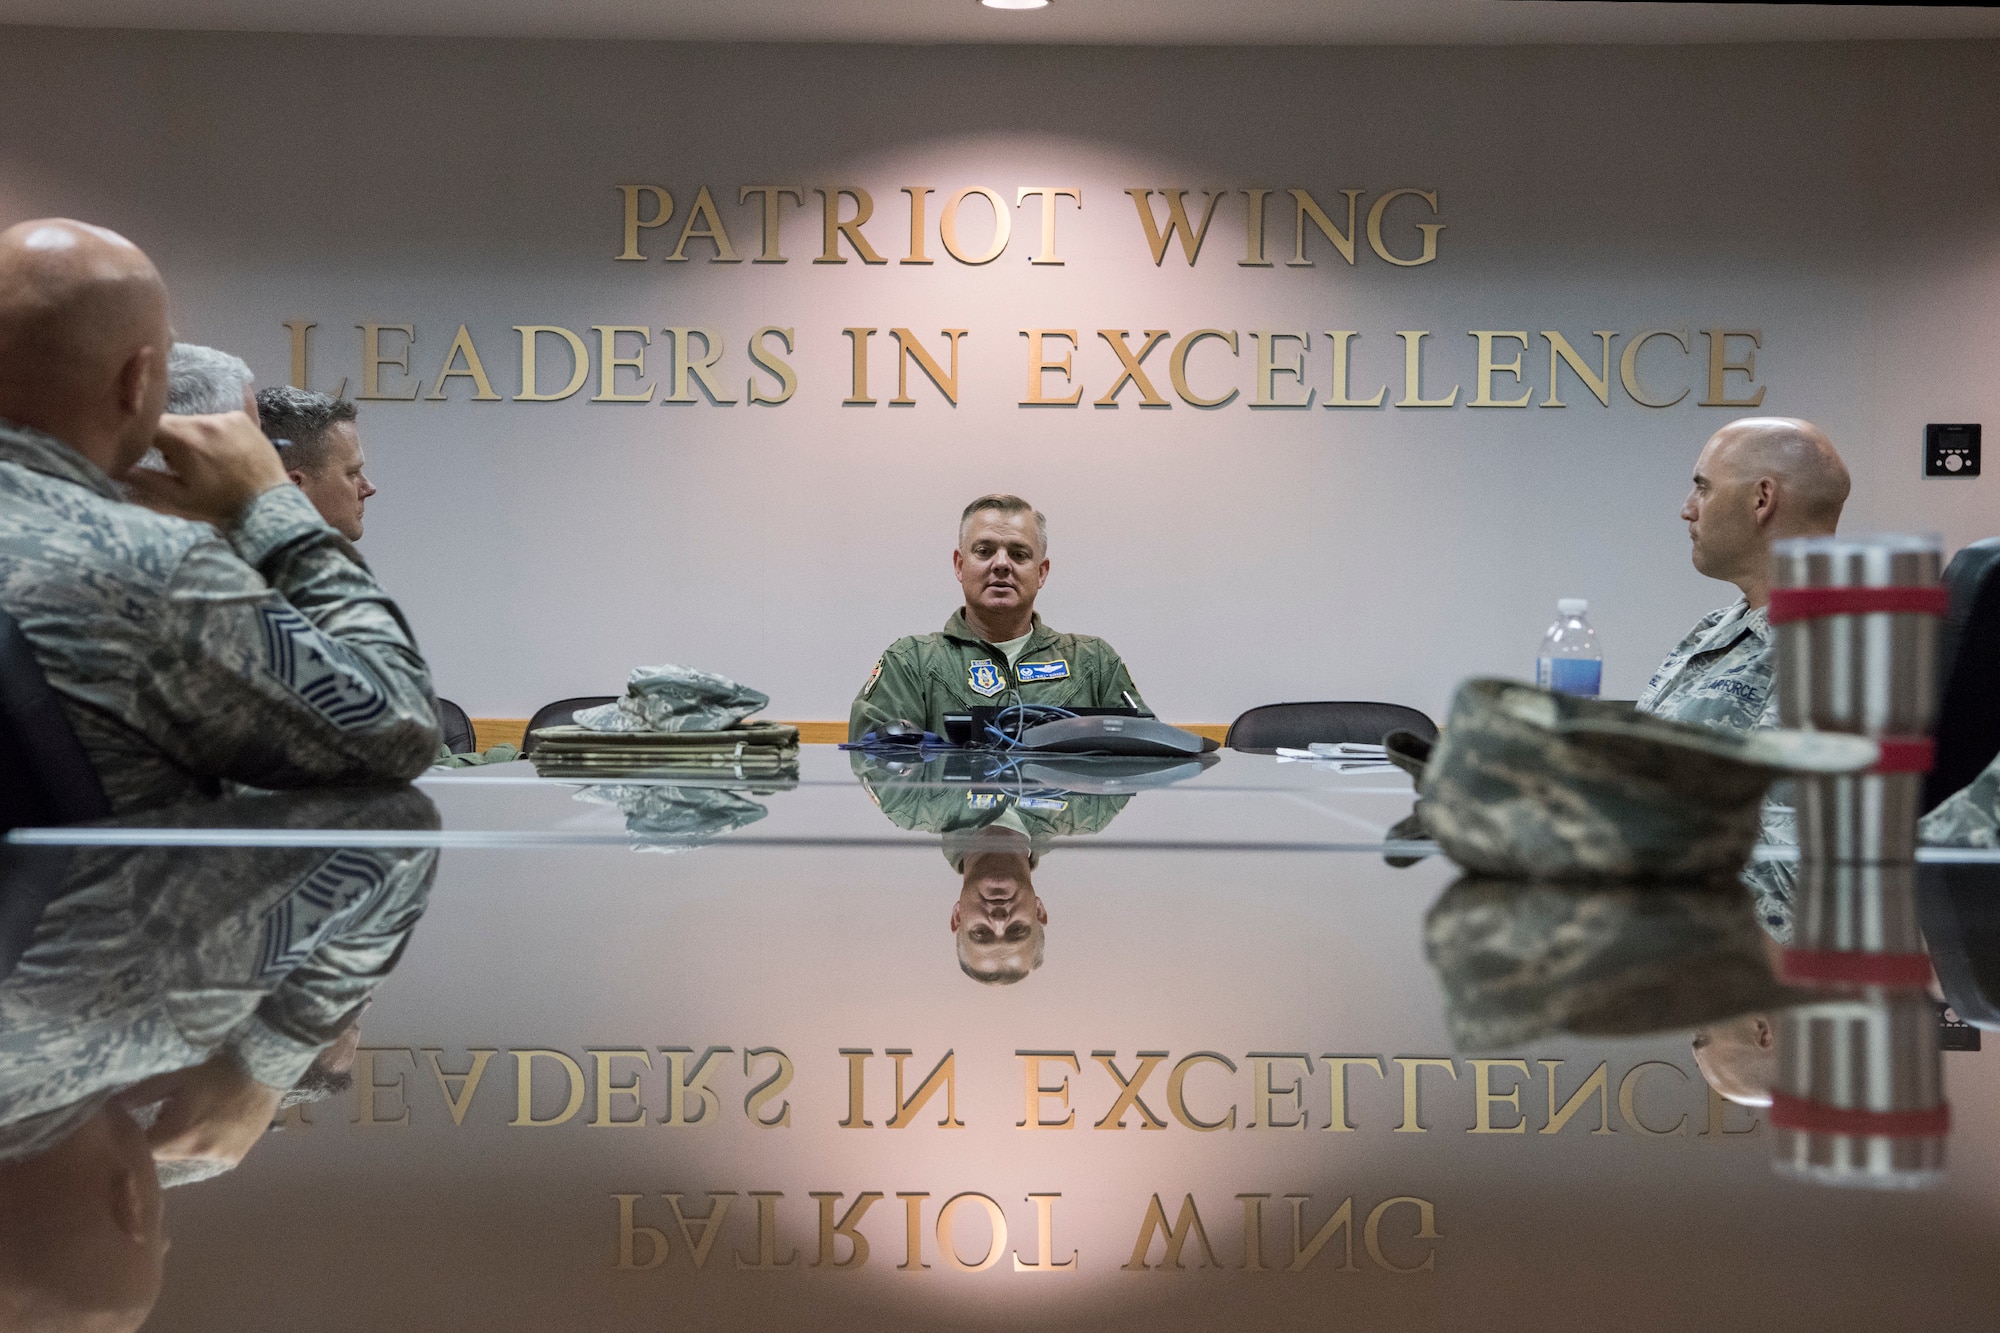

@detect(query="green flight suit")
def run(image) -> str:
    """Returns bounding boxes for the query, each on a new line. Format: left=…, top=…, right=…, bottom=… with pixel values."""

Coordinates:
left=849, top=610, right=1147, bottom=741
left=850, top=752, right=1131, bottom=868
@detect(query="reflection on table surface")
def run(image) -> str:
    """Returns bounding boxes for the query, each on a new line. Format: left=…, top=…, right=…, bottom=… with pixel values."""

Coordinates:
left=2, top=760, right=1998, bottom=1332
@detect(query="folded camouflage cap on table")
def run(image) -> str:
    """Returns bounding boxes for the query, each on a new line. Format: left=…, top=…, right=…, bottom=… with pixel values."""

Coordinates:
left=574, top=664, right=770, bottom=734
left=1415, top=679, right=1874, bottom=881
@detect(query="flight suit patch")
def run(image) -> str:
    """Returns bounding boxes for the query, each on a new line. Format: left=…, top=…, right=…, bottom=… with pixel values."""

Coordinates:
left=863, top=658, right=883, bottom=696
left=1016, top=659, right=1070, bottom=682
left=968, top=659, right=1005, bottom=697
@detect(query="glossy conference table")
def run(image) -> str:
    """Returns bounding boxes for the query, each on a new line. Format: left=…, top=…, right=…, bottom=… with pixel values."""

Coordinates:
left=14, top=747, right=2000, bottom=1332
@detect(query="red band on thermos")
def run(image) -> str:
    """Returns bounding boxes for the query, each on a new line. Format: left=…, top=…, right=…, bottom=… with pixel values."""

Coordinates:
left=1781, top=949, right=1934, bottom=988
left=1869, top=736, right=1935, bottom=774
left=1767, top=585, right=1948, bottom=624
left=1770, top=1091, right=1949, bottom=1139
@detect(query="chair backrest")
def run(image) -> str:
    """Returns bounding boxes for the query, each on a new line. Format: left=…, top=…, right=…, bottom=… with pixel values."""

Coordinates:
left=521, top=695, right=618, bottom=756
left=1225, top=700, right=1440, bottom=754
left=435, top=696, right=477, bottom=754
left=0, top=606, right=110, bottom=832
left=1926, top=537, right=2000, bottom=812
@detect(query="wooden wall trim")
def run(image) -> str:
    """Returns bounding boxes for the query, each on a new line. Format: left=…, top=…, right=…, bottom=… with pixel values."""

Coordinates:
left=470, top=719, right=1229, bottom=750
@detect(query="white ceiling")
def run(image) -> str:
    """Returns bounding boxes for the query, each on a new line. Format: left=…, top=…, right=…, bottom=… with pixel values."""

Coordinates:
left=1, top=0, right=1998, bottom=46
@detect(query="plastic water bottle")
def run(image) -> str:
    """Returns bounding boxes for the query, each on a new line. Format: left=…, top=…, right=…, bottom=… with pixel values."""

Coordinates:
left=1537, top=598, right=1602, bottom=697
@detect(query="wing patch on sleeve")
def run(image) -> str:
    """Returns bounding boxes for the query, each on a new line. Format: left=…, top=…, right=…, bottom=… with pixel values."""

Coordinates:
left=259, top=606, right=390, bottom=730
left=257, top=849, right=391, bottom=981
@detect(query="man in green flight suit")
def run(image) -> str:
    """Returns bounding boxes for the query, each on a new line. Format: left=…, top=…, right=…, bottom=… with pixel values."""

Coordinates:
left=848, top=494, right=1148, bottom=741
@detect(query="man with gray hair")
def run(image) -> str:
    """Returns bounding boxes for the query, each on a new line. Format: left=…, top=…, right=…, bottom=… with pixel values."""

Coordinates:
left=849, top=493, right=1147, bottom=740
left=256, top=386, right=376, bottom=541
left=165, top=342, right=256, bottom=418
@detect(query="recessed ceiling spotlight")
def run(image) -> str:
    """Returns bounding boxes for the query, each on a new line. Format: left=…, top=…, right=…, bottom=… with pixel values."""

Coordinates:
left=981, top=0, right=1050, bottom=10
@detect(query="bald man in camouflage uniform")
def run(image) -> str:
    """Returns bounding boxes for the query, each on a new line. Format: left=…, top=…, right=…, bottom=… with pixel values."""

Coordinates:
left=1635, top=418, right=1851, bottom=938
left=0, top=220, right=438, bottom=812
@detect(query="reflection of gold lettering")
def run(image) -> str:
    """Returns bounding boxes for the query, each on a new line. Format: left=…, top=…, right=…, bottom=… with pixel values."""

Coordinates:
left=1249, top=1053, right=1314, bottom=1128
left=421, top=1048, right=496, bottom=1127
left=1324, top=332, right=1387, bottom=408
left=1017, top=1050, right=1080, bottom=1129
left=815, top=186, right=887, bottom=264
left=1094, top=329, right=1171, bottom=408
left=735, top=1192, right=797, bottom=1270
left=842, top=330, right=875, bottom=406
left=513, top=325, right=590, bottom=401
left=1700, top=328, right=1765, bottom=407
left=662, top=328, right=737, bottom=405
left=659, top=1047, right=730, bottom=1128
left=1013, top=1194, right=1076, bottom=1272
left=941, top=187, right=1010, bottom=265
left=589, top=1049, right=652, bottom=1128
left=887, top=1048, right=965, bottom=1128
left=1539, top=1059, right=1614, bottom=1135
left=896, top=1192, right=930, bottom=1271
left=1467, top=1058, right=1530, bottom=1132
left=1238, top=1195, right=1270, bottom=1271
left=1618, top=1061, right=1689, bottom=1137
left=738, top=185, right=804, bottom=263
left=1323, top=1055, right=1386, bottom=1131
left=667, top=1193, right=735, bottom=1269
left=1620, top=328, right=1690, bottom=408
left=900, top=186, right=934, bottom=264
left=743, top=1047, right=794, bottom=1127
left=1469, top=332, right=1532, bottom=408
left=1366, top=189, right=1443, bottom=266
left=746, top=327, right=797, bottom=407
left=1239, top=189, right=1272, bottom=266
left=1167, top=1051, right=1237, bottom=1130
left=1543, top=331, right=1616, bottom=408
left=510, top=1049, right=585, bottom=1128
left=889, top=329, right=966, bottom=407
left=590, top=325, right=653, bottom=403
left=1287, top=1195, right=1357, bottom=1272
left=356, top=323, right=419, bottom=401
left=840, top=1048, right=873, bottom=1127
left=1704, top=1084, right=1762, bottom=1136
left=1289, top=187, right=1362, bottom=266
left=1093, top=1051, right=1169, bottom=1130
left=665, top=185, right=742, bottom=263
left=1020, top=330, right=1083, bottom=406
left=1393, top=1056, right=1458, bottom=1132
left=1014, top=187, right=1080, bottom=265
left=1396, top=332, right=1458, bottom=408
left=1364, top=1197, right=1440, bottom=1273
left=613, top=1195, right=669, bottom=1269
left=1169, top=329, right=1239, bottom=408
left=615, top=184, right=672, bottom=261
left=811, top=1192, right=884, bottom=1268
left=1250, top=332, right=1315, bottom=408
left=1124, top=1194, right=1220, bottom=1270
left=937, top=1193, right=1008, bottom=1273
left=1126, top=189, right=1224, bottom=266
left=351, top=1047, right=412, bottom=1126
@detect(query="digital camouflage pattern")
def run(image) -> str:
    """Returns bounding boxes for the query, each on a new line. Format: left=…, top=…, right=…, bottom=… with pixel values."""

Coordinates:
left=851, top=751, right=1131, bottom=868
left=1920, top=750, right=2000, bottom=848
left=570, top=778, right=794, bottom=852
left=1423, top=874, right=1798, bottom=1051
left=0, top=787, right=439, bottom=1165
left=1636, top=598, right=1779, bottom=732
left=0, top=418, right=440, bottom=813
left=849, top=610, right=1146, bottom=741
left=1418, top=679, right=1873, bottom=882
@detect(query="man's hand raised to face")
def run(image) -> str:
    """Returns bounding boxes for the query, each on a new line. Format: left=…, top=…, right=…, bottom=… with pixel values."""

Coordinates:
left=125, top=411, right=290, bottom=529
left=116, top=1052, right=287, bottom=1171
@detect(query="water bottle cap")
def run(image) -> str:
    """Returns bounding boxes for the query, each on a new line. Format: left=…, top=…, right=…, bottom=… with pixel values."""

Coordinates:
left=1557, top=598, right=1588, bottom=615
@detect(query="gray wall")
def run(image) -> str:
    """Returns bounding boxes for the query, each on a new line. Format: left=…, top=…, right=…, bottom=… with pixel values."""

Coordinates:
left=1, top=29, right=1994, bottom=720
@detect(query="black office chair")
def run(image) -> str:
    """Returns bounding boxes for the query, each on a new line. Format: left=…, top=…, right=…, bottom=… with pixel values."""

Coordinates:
left=1224, top=700, right=1440, bottom=754
left=1925, top=537, right=2000, bottom=813
left=0, top=607, right=110, bottom=831
left=435, top=697, right=477, bottom=754
left=520, top=695, right=618, bottom=756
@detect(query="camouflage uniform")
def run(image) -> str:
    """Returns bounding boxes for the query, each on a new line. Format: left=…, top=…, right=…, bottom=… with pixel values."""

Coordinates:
left=849, top=610, right=1146, bottom=742
left=1920, top=752, right=2000, bottom=847
left=851, top=752, right=1130, bottom=868
left=0, top=418, right=440, bottom=813
left=1635, top=598, right=1795, bottom=938
left=0, top=787, right=438, bottom=1165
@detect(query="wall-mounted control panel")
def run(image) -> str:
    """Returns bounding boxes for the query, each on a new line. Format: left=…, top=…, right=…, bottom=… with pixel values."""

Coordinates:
left=1926, top=423, right=1981, bottom=478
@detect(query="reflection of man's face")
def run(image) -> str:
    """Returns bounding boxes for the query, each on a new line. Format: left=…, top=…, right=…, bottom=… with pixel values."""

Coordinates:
left=950, top=826, right=1047, bottom=985
left=1692, top=1012, right=1777, bottom=1107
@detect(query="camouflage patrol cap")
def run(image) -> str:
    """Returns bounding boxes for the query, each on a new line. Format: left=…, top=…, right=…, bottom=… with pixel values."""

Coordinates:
left=571, top=780, right=783, bottom=852
left=1420, top=679, right=1875, bottom=881
left=1423, top=874, right=1803, bottom=1051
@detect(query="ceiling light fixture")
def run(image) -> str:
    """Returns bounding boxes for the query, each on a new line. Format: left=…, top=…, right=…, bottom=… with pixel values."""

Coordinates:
left=981, top=0, right=1050, bottom=10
